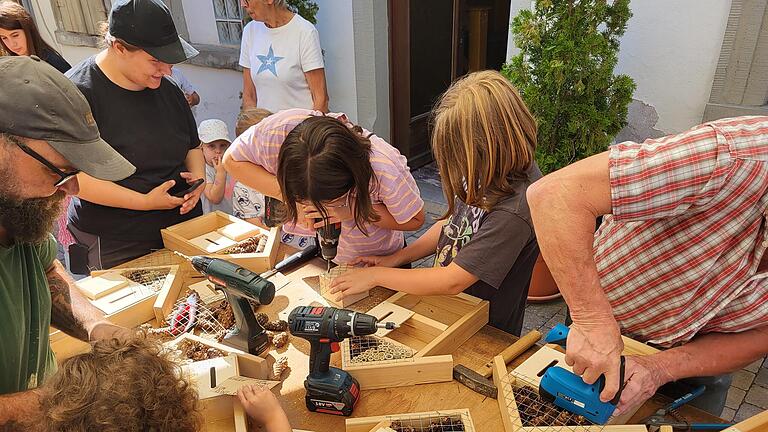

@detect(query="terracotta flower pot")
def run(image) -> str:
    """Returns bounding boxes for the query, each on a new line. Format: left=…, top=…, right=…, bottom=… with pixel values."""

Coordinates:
left=527, top=254, right=562, bottom=303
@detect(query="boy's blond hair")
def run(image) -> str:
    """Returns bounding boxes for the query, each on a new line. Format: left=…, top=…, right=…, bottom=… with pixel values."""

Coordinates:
left=431, top=70, right=537, bottom=216
left=39, top=336, right=201, bottom=432
left=236, top=107, right=274, bottom=136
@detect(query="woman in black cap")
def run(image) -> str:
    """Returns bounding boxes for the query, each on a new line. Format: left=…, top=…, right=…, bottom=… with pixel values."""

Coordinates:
left=64, top=0, right=205, bottom=271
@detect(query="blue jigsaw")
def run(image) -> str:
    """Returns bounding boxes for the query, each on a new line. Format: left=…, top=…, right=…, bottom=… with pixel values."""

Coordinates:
left=539, top=323, right=625, bottom=425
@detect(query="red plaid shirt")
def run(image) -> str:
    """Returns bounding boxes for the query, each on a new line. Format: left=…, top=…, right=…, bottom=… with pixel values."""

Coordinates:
left=594, top=116, right=768, bottom=347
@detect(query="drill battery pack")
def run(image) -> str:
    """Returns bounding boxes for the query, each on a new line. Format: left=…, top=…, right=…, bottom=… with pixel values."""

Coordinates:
left=304, top=367, right=360, bottom=416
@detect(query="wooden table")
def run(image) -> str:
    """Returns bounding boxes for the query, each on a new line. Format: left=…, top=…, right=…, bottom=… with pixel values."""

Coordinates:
left=55, top=246, right=728, bottom=431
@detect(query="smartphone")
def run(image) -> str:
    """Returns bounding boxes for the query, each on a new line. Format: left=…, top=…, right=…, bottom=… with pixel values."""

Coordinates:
left=170, top=178, right=204, bottom=198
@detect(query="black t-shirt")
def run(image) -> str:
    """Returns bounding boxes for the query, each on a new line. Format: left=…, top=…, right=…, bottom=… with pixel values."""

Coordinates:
left=435, top=163, right=543, bottom=335
left=40, top=49, right=71, bottom=74
left=65, top=56, right=201, bottom=242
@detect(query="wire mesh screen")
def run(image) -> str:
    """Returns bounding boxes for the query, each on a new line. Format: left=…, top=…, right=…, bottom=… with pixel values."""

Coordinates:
left=377, top=411, right=474, bottom=432
left=499, top=370, right=599, bottom=431
left=344, top=335, right=415, bottom=366
left=120, top=267, right=170, bottom=293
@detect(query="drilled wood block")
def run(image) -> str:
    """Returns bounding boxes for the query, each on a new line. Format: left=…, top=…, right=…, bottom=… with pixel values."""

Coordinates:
left=319, top=265, right=370, bottom=307
left=76, top=273, right=131, bottom=300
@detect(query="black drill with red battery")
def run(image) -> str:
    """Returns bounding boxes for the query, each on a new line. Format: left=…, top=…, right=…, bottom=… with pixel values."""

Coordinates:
left=288, top=306, right=397, bottom=416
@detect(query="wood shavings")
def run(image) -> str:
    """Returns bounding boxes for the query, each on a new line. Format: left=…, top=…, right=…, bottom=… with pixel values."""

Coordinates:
left=219, top=234, right=267, bottom=254
left=271, top=356, right=288, bottom=380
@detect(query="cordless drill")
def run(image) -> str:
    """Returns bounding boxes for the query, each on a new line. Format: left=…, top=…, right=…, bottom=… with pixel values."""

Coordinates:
left=315, top=218, right=341, bottom=271
left=288, top=306, right=397, bottom=416
left=182, top=253, right=275, bottom=355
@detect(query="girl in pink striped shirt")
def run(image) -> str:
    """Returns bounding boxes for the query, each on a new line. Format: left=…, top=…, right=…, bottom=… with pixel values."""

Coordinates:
left=223, top=108, right=425, bottom=264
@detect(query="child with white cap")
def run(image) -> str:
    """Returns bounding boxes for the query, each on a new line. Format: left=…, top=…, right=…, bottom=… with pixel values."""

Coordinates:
left=198, top=119, right=237, bottom=215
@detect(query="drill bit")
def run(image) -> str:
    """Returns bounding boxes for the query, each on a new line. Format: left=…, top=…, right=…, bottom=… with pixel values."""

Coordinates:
left=378, top=322, right=399, bottom=330
left=173, top=251, right=193, bottom=262
left=326, top=259, right=331, bottom=272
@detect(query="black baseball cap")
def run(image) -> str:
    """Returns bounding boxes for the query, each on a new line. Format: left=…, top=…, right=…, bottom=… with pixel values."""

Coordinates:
left=0, top=56, right=135, bottom=181
left=109, top=0, right=198, bottom=64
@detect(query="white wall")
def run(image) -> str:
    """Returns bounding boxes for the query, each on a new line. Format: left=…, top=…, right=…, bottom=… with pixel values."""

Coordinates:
left=507, top=0, right=732, bottom=134
left=315, top=0, right=358, bottom=120
left=614, top=0, right=731, bottom=133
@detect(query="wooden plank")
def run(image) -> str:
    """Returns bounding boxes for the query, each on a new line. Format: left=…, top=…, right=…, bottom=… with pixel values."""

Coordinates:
left=189, top=232, right=238, bottom=253
left=343, top=355, right=453, bottom=390
left=722, top=0, right=767, bottom=104
left=346, top=409, right=475, bottom=432
left=621, top=335, right=659, bottom=356
left=723, top=408, right=768, bottom=431
left=493, top=354, right=522, bottom=432
left=417, top=300, right=489, bottom=357
left=217, top=221, right=261, bottom=242
left=152, top=266, right=184, bottom=324
left=76, top=273, right=131, bottom=300
left=364, top=301, right=415, bottom=337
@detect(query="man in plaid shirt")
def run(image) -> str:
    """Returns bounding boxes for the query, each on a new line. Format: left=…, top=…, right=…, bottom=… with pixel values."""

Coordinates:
left=528, top=116, right=768, bottom=416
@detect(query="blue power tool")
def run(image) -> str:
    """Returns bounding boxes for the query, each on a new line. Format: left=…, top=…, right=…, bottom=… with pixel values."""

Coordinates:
left=540, top=323, right=625, bottom=424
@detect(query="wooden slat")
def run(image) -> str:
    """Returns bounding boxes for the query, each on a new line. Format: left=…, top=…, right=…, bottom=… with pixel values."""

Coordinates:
left=722, top=0, right=768, bottom=104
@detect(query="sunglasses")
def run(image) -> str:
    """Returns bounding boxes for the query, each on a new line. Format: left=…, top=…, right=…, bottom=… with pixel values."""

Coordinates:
left=10, top=136, right=81, bottom=187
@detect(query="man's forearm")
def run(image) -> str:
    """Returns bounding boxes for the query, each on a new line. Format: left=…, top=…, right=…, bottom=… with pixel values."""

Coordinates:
left=48, top=260, right=106, bottom=341
left=527, top=153, right=614, bottom=321
left=653, top=326, right=768, bottom=382
left=0, top=389, right=41, bottom=426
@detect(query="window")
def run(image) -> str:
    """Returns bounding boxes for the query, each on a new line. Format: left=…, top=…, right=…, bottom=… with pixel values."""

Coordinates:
left=213, top=0, right=246, bottom=45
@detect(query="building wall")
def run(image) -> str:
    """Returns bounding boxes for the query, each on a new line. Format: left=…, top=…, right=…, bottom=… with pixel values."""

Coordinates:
left=507, top=0, right=732, bottom=137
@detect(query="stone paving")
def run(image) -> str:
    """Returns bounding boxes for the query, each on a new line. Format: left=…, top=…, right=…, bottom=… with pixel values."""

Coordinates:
left=409, top=163, right=767, bottom=422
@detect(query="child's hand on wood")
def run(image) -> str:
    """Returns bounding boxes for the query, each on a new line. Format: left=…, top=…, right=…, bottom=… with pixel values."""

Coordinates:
left=350, top=254, right=400, bottom=268
left=329, top=267, right=379, bottom=297
left=237, top=385, right=291, bottom=432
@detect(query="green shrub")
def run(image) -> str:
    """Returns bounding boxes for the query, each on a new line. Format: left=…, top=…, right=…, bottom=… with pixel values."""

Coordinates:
left=502, top=0, right=636, bottom=174
left=288, top=0, right=319, bottom=24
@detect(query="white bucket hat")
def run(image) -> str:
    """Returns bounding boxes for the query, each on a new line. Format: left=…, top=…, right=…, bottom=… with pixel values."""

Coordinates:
left=198, top=119, right=231, bottom=144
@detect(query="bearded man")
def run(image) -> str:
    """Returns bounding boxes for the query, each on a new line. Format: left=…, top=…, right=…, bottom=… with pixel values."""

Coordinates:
left=0, top=56, right=136, bottom=425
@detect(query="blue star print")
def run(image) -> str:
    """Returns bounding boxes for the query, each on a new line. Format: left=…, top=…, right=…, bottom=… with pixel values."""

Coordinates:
left=256, top=45, right=284, bottom=76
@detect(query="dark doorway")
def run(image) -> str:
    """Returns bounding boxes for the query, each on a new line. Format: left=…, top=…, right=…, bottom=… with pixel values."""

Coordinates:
left=389, top=0, right=512, bottom=168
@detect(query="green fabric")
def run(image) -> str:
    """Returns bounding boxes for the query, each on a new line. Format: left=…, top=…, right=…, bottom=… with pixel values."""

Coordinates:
left=0, top=234, right=57, bottom=394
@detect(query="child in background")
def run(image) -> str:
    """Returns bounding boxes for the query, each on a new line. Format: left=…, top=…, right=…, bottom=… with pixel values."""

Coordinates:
left=17, top=337, right=291, bottom=432
left=330, top=71, right=541, bottom=335
left=198, top=119, right=236, bottom=215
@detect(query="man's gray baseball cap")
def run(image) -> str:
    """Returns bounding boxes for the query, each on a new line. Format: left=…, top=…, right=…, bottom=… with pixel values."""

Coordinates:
left=0, top=56, right=135, bottom=181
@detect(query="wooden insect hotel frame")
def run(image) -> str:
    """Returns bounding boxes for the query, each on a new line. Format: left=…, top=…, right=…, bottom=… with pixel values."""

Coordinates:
left=166, top=333, right=270, bottom=432
left=340, top=292, right=488, bottom=390
left=161, top=211, right=280, bottom=274
left=490, top=336, right=661, bottom=432
left=79, top=265, right=182, bottom=328
left=345, top=409, right=476, bottom=432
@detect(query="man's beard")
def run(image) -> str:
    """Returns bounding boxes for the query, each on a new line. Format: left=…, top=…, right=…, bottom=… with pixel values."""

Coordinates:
left=0, top=190, right=66, bottom=244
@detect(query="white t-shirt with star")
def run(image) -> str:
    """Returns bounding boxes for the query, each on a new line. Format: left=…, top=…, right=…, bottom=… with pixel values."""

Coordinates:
left=239, top=14, right=324, bottom=113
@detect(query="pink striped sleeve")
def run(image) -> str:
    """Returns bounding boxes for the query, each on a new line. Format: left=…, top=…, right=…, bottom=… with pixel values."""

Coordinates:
left=228, top=108, right=314, bottom=174
left=370, top=137, right=424, bottom=224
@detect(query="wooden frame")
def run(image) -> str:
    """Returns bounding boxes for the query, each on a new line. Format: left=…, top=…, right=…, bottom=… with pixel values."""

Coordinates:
left=723, top=409, right=768, bottom=432
left=346, top=409, right=476, bottom=432
left=77, top=265, right=182, bottom=329
left=166, top=333, right=271, bottom=432
left=340, top=292, right=488, bottom=389
left=161, top=211, right=280, bottom=274
left=492, top=353, right=648, bottom=432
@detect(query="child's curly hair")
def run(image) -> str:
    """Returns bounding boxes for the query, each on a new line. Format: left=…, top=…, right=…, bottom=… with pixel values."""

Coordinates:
left=40, top=336, right=201, bottom=432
